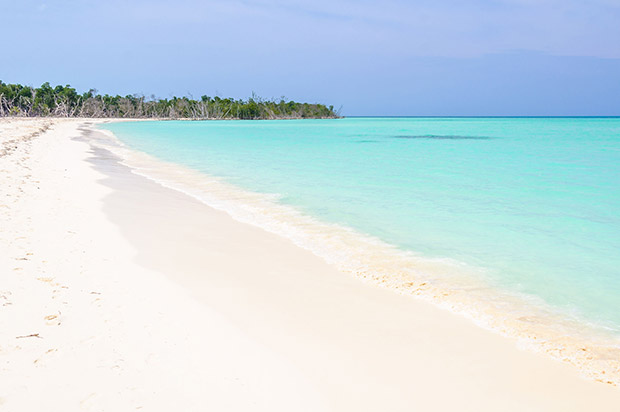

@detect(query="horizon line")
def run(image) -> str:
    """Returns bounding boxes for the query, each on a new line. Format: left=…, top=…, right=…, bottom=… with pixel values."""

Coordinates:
left=345, top=115, right=620, bottom=118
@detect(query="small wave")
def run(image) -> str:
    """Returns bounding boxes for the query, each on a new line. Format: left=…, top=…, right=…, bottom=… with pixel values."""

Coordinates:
left=391, top=135, right=493, bottom=140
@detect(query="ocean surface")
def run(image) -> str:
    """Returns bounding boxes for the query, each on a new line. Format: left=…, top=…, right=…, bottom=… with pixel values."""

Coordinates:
left=101, top=117, right=620, bottom=377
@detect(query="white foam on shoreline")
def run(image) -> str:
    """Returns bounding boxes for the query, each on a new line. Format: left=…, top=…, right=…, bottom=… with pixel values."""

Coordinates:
left=93, top=124, right=620, bottom=386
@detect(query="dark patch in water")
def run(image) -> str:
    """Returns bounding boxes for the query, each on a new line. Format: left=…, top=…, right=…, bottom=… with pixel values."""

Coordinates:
left=392, top=135, right=492, bottom=140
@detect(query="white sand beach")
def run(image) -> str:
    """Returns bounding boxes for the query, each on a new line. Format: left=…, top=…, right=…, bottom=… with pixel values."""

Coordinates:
left=1, top=118, right=620, bottom=411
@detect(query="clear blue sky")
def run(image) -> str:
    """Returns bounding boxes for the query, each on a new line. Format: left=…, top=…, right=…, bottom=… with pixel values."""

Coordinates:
left=1, top=0, right=619, bottom=115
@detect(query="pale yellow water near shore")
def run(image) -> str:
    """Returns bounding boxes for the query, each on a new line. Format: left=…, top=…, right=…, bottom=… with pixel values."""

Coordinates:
left=1, top=118, right=620, bottom=411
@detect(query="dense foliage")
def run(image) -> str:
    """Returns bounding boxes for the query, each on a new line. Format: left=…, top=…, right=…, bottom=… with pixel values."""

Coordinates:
left=0, top=81, right=340, bottom=119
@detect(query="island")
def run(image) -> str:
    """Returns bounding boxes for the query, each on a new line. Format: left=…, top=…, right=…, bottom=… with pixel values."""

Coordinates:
left=0, top=81, right=340, bottom=120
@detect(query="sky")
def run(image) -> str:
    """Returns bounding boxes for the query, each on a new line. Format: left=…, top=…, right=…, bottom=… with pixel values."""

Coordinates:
left=1, top=0, right=619, bottom=115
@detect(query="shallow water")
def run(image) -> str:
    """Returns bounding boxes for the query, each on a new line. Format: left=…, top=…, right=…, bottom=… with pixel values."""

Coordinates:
left=101, top=117, right=620, bottom=380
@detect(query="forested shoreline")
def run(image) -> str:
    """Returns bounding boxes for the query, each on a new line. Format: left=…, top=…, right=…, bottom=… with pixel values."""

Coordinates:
left=0, top=81, right=340, bottom=120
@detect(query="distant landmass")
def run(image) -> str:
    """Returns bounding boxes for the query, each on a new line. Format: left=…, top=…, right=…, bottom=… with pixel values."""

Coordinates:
left=0, top=81, right=340, bottom=120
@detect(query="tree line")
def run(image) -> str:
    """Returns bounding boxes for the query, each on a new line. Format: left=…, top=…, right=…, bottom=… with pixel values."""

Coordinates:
left=0, top=81, right=340, bottom=119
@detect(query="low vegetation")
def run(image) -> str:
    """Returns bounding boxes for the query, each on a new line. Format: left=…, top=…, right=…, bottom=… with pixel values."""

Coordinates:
left=0, top=81, right=340, bottom=119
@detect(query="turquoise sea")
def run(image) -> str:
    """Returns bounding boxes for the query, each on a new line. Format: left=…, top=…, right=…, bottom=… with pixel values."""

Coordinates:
left=102, top=117, right=620, bottom=360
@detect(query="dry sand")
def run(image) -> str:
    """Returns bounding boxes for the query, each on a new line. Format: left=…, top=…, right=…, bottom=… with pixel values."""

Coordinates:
left=1, top=118, right=620, bottom=411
